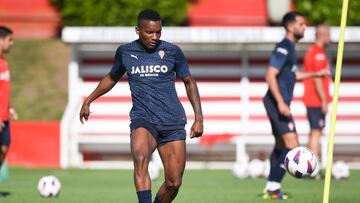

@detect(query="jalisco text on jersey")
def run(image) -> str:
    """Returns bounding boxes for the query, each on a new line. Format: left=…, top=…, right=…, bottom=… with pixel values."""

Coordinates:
left=131, top=65, right=168, bottom=74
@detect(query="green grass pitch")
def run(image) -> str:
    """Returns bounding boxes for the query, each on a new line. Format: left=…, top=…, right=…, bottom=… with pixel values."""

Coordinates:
left=0, top=167, right=359, bottom=202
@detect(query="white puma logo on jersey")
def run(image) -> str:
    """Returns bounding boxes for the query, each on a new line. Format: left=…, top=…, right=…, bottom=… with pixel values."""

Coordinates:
left=130, top=54, right=138, bottom=60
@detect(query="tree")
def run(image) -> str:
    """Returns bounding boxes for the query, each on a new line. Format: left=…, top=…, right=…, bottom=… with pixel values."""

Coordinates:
left=295, top=0, right=360, bottom=26
left=51, top=0, right=188, bottom=26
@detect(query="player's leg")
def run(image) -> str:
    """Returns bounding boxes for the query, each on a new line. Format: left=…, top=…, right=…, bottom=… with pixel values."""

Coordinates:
left=306, top=107, right=325, bottom=159
left=131, top=127, right=158, bottom=203
left=0, top=145, right=9, bottom=167
left=0, top=121, right=10, bottom=182
left=154, top=140, right=186, bottom=203
left=308, top=129, right=322, bottom=157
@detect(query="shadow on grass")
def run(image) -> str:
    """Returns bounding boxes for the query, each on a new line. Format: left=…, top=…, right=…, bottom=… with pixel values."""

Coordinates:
left=0, top=191, right=11, bottom=197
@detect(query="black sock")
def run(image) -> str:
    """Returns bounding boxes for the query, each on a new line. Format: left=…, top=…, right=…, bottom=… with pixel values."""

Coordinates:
left=136, top=190, right=152, bottom=203
left=268, top=148, right=285, bottom=182
left=153, top=196, right=163, bottom=203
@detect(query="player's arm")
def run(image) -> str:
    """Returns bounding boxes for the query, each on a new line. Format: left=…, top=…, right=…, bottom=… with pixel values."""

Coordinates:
left=80, top=73, right=120, bottom=124
left=80, top=47, right=125, bottom=123
left=9, top=106, right=18, bottom=120
left=314, top=77, right=328, bottom=114
left=265, top=66, right=291, bottom=117
left=296, top=69, right=329, bottom=80
left=182, top=75, right=203, bottom=138
left=0, top=120, right=4, bottom=132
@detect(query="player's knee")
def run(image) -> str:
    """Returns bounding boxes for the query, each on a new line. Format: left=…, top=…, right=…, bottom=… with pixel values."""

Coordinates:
left=165, top=178, right=182, bottom=191
left=133, top=153, right=150, bottom=169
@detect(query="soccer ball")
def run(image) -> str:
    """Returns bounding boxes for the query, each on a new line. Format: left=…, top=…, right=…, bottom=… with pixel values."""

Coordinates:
left=37, top=175, right=61, bottom=197
left=248, top=159, right=265, bottom=178
left=284, top=146, right=318, bottom=178
left=232, top=162, right=249, bottom=179
left=332, top=161, right=350, bottom=179
left=262, top=159, right=271, bottom=177
left=148, top=161, right=160, bottom=180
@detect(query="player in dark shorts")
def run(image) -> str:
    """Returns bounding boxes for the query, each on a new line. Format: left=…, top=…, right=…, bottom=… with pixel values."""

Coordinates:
left=303, top=25, right=332, bottom=177
left=0, top=26, right=18, bottom=184
left=79, top=9, right=203, bottom=203
left=262, top=12, right=328, bottom=200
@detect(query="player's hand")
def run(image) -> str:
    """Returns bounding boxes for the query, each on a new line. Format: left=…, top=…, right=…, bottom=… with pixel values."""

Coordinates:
left=0, top=120, right=4, bottom=133
left=321, top=100, right=328, bottom=114
left=79, top=103, right=91, bottom=124
left=190, top=119, right=203, bottom=138
left=315, top=69, right=331, bottom=77
left=278, top=101, right=291, bottom=117
left=9, top=107, right=18, bottom=120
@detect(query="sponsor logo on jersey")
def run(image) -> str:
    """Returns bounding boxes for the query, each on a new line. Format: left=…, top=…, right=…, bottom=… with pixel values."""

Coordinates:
left=276, top=47, right=288, bottom=55
left=130, top=54, right=138, bottom=60
left=131, top=65, right=168, bottom=77
left=0, top=70, right=10, bottom=81
left=158, top=50, right=165, bottom=59
left=315, top=53, right=326, bottom=61
left=291, top=65, right=298, bottom=72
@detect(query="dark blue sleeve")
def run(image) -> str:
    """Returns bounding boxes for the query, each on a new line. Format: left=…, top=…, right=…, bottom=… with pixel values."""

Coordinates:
left=174, top=46, right=191, bottom=78
left=109, top=47, right=126, bottom=77
left=269, top=46, right=288, bottom=70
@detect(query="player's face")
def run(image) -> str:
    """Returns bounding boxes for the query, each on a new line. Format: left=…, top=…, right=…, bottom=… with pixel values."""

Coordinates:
left=0, top=35, right=14, bottom=53
left=291, top=16, right=306, bottom=40
left=321, top=27, right=331, bottom=46
left=136, top=20, right=162, bottom=49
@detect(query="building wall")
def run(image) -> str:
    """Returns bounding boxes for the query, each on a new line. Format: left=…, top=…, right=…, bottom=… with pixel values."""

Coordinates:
left=0, top=0, right=60, bottom=39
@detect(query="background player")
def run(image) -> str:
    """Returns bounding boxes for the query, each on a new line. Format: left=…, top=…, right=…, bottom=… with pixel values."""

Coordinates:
left=262, top=12, right=328, bottom=200
left=303, top=24, right=332, bottom=172
left=79, top=9, right=203, bottom=203
left=0, top=26, right=18, bottom=183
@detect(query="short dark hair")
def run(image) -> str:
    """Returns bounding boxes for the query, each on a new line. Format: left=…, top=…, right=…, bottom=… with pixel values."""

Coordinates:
left=137, top=9, right=161, bottom=26
left=0, top=26, right=13, bottom=38
left=282, top=11, right=304, bottom=31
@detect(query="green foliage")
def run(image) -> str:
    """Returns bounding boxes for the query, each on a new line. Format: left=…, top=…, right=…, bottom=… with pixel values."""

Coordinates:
left=51, top=0, right=188, bottom=26
left=295, top=0, right=360, bottom=26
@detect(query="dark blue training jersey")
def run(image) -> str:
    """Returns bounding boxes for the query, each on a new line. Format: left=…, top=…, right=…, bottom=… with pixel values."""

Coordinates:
left=265, top=38, right=297, bottom=105
left=110, top=40, right=191, bottom=125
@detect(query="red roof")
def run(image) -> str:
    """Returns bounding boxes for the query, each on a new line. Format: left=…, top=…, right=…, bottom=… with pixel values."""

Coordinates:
left=189, top=0, right=268, bottom=26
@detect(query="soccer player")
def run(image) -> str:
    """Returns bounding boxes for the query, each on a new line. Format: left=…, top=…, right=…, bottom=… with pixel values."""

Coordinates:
left=303, top=24, right=332, bottom=179
left=79, top=9, right=203, bottom=203
left=0, top=26, right=18, bottom=183
left=262, top=12, right=328, bottom=200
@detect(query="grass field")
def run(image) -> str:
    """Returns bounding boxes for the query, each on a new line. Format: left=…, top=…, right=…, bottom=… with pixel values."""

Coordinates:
left=0, top=167, right=359, bottom=203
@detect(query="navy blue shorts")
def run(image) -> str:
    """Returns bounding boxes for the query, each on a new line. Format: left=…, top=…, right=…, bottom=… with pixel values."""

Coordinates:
left=306, top=107, right=325, bottom=130
left=130, top=120, right=186, bottom=146
left=263, top=97, right=297, bottom=137
left=0, top=121, right=11, bottom=145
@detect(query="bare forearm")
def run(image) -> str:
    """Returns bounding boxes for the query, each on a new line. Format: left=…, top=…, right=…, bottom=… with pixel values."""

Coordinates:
left=184, top=77, right=203, bottom=121
left=266, top=73, right=285, bottom=105
left=296, top=71, right=323, bottom=80
left=84, top=74, right=117, bottom=105
left=314, top=78, right=327, bottom=102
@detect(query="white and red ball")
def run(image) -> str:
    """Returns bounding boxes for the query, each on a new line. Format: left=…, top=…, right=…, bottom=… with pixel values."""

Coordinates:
left=37, top=175, right=61, bottom=197
left=284, top=146, right=318, bottom=178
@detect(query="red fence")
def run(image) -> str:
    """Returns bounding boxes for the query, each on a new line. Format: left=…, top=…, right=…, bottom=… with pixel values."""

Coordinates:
left=7, top=121, right=60, bottom=168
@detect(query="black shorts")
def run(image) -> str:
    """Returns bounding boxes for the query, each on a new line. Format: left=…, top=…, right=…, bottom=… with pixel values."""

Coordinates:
left=263, top=97, right=297, bottom=137
left=0, top=121, right=11, bottom=145
left=130, top=120, right=186, bottom=146
left=306, top=107, right=325, bottom=130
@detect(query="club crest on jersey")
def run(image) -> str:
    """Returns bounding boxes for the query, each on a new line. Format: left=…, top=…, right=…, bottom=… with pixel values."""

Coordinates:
left=288, top=122, right=295, bottom=131
left=158, top=50, right=165, bottom=59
